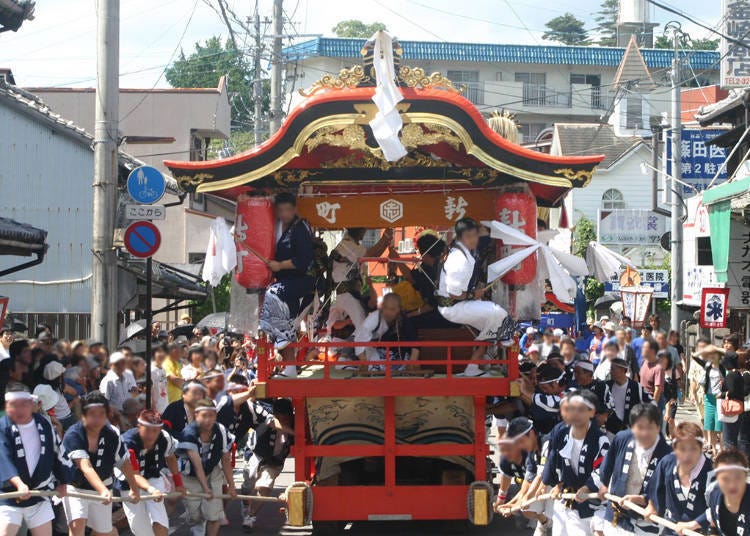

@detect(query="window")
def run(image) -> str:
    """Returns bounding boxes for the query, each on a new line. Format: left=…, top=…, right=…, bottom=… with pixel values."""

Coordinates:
left=571, top=74, right=602, bottom=108
left=447, top=70, right=482, bottom=104
left=626, top=95, right=644, bottom=129
left=697, top=236, right=713, bottom=265
left=515, top=72, right=546, bottom=85
left=516, top=73, right=553, bottom=106
left=517, top=123, right=548, bottom=143
left=495, top=72, right=503, bottom=81
left=601, top=189, right=625, bottom=210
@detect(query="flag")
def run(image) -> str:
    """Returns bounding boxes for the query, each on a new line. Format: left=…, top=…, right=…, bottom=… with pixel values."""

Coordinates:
left=201, top=217, right=237, bottom=286
left=700, top=287, right=730, bottom=329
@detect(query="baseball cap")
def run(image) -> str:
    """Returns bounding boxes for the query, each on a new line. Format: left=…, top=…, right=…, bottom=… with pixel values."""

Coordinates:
left=553, top=328, right=564, bottom=337
left=527, top=344, right=540, bottom=354
left=33, top=384, right=58, bottom=412
left=611, top=358, right=629, bottom=369
left=43, top=361, right=66, bottom=380
left=109, top=351, right=126, bottom=365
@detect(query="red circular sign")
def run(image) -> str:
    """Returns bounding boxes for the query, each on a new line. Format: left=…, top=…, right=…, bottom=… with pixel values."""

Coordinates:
left=124, top=221, right=161, bottom=258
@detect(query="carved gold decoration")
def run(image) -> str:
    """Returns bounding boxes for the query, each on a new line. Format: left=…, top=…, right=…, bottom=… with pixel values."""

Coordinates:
left=353, top=102, right=411, bottom=124
left=270, top=169, right=320, bottom=185
left=398, top=66, right=462, bottom=93
left=298, top=65, right=369, bottom=97
left=456, top=168, right=503, bottom=181
left=304, top=125, right=370, bottom=153
left=553, top=167, right=595, bottom=186
left=319, top=150, right=451, bottom=171
left=399, top=122, right=462, bottom=150
left=176, top=172, right=213, bottom=190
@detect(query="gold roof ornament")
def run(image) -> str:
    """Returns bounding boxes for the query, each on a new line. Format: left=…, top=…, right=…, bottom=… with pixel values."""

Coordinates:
left=488, top=110, right=520, bottom=145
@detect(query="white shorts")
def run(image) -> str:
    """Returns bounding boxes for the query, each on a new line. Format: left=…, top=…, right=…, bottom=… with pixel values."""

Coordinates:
left=122, top=476, right=170, bottom=536
left=242, top=454, right=282, bottom=491
left=183, top=467, right=225, bottom=523
left=63, top=485, right=112, bottom=533
left=0, top=500, right=55, bottom=529
left=552, top=501, right=592, bottom=536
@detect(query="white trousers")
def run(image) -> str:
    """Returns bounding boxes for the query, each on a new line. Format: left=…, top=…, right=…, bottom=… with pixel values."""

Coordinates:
left=63, top=485, right=112, bottom=533
left=327, top=292, right=367, bottom=330
left=439, top=300, right=507, bottom=341
left=122, top=476, right=170, bottom=536
left=552, top=501, right=592, bottom=536
left=602, top=522, right=656, bottom=536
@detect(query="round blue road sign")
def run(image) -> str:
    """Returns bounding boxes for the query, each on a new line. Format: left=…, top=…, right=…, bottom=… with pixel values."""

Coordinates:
left=127, top=165, right=166, bottom=204
left=124, top=221, right=161, bottom=258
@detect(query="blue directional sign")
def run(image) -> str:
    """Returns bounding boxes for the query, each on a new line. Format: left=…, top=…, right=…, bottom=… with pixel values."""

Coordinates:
left=124, top=221, right=161, bottom=258
left=665, top=129, right=729, bottom=196
left=127, top=165, right=166, bottom=204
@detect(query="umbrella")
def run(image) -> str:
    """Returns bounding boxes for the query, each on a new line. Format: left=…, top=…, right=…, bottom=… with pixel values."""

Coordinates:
left=196, top=312, right=229, bottom=331
left=585, top=242, right=636, bottom=282
left=119, top=319, right=147, bottom=344
left=594, top=292, right=622, bottom=309
left=170, top=324, right=195, bottom=338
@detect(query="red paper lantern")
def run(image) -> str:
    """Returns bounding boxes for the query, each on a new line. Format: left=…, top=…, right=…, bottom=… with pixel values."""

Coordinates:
left=235, top=196, right=275, bottom=289
left=496, top=189, right=537, bottom=286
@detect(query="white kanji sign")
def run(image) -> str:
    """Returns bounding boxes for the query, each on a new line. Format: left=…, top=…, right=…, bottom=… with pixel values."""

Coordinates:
left=379, top=199, right=403, bottom=223
left=700, top=287, right=730, bottom=328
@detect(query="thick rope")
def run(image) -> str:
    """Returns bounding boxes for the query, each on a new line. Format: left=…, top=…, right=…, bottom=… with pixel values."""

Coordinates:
left=0, top=489, right=285, bottom=504
left=497, top=491, right=702, bottom=536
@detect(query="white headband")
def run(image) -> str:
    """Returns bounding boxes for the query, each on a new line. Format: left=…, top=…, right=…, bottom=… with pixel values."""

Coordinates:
left=538, top=372, right=565, bottom=385
left=713, top=464, right=750, bottom=475
left=225, top=382, right=247, bottom=392
left=137, top=418, right=163, bottom=428
left=567, top=395, right=596, bottom=410
left=4, top=392, right=37, bottom=402
left=509, top=423, right=535, bottom=440
left=194, top=406, right=217, bottom=413
left=82, top=403, right=105, bottom=409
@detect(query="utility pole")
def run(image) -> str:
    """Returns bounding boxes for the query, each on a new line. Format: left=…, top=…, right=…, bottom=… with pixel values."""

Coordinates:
left=670, top=28, right=683, bottom=333
left=269, top=0, right=283, bottom=134
left=92, top=0, right=120, bottom=348
left=253, top=0, right=263, bottom=146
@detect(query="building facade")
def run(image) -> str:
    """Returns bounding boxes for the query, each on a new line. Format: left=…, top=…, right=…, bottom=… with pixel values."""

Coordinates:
left=284, top=38, right=719, bottom=142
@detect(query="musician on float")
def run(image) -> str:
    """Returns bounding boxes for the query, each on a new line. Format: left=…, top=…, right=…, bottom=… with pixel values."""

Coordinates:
left=0, top=389, right=72, bottom=536
left=436, top=217, right=510, bottom=376
left=116, top=409, right=184, bottom=536
left=62, top=391, right=140, bottom=536
left=260, top=192, right=314, bottom=378
left=327, top=227, right=393, bottom=331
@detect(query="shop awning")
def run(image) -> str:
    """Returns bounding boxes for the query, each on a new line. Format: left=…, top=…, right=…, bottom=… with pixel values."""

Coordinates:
left=702, top=175, right=750, bottom=282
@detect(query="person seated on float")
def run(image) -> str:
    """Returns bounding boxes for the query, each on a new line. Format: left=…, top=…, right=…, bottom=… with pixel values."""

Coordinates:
left=327, top=227, right=393, bottom=333
left=353, top=293, right=419, bottom=371
left=260, top=192, right=315, bottom=378
left=436, top=217, right=510, bottom=377
left=389, top=230, right=459, bottom=330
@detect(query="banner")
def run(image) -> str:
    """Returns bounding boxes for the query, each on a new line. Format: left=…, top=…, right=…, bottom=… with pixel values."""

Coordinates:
left=298, top=191, right=496, bottom=228
left=721, top=0, right=750, bottom=88
left=597, top=209, right=666, bottom=246
left=700, top=287, right=730, bottom=328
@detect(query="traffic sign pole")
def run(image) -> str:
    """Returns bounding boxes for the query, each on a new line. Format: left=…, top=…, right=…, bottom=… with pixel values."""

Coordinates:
left=145, top=256, right=152, bottom=409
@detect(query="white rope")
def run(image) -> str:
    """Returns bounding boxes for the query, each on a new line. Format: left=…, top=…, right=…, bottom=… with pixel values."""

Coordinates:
left=497, top=491, right=702, bottom=536
left=0, top=489, right=286, bottom=504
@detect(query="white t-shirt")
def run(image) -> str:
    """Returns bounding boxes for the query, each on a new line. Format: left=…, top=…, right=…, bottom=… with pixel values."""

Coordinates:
left=610, top=381, right=628, bottom=422
left=0, top=345, right=10, bottom=362
left=569, top=437, right=584, bottom=474
left=181, top=364, right=202, bottom=381
left=18, top=420, right=41, bottom=475
left=332, top=238, right=366, bottom=283
left=151, top=365, right=169, bottom=414
left=53, top=389, right=71, bottom=420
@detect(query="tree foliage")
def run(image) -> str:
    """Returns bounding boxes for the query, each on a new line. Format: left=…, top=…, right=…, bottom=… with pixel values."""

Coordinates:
left=542, top=13, right=589, bottom=45
left=572, top=216, right=604, bottom=305
left=191, top=273, right=232, bottom=323
left=654, top=35, right=719, bottom=51
left=594, top=0, right=618, bottom=47
left=165, top=36, right=268, bottom=132
left=332, top=19, right=387, bottom=38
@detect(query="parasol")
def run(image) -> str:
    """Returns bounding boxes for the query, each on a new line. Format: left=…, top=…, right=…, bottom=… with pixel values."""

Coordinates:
left=585, top=242, right=636, bottom=282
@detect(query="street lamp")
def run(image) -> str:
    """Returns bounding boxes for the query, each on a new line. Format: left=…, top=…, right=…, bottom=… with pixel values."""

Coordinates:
left=620, top=285, right=654, bottom=329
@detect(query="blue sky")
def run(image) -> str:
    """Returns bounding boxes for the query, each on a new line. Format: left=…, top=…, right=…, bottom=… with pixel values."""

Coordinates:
left=0, top=0, right=722, bottom=88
